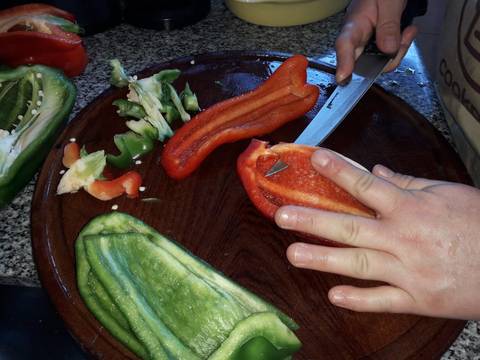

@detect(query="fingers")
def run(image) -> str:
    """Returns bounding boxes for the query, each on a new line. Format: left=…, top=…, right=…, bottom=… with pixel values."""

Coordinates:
left=328, top=285, right=415, bottom=313
left=286, top=242, right=401, bottom=283
left=311, top=149, right=405, bottom=215
left=335, top=0, right=375, bottom=84
left=336, top=0, right=417, bottom=78
left=373, top=164, right=444, bottom=190
left=276, top=206, right=387, bottom=250
left=383, top=25, right=418, bottom=72
left=375, top=0, right=405, bottom=54
left=335, top=20, right=368, bottom=84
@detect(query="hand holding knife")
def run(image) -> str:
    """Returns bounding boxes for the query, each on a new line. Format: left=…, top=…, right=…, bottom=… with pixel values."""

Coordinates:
left=265, top=0, right=427, bottom=177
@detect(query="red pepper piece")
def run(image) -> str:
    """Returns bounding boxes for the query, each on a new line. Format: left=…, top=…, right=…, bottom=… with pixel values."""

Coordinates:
left=237, top=140, right=375, bottom=222
left=86, top=171, right=142, bottom=201
left=0, top=4, right=87, bottom=77
left=62, top=142, right=80, bottom=168
left=161, top=55, right=320, bottom=180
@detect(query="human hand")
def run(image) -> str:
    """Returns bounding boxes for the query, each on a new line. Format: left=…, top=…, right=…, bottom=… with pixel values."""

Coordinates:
left=275, top=149, right=480, bottom=320
left=335, top=0, right=418, bottom=83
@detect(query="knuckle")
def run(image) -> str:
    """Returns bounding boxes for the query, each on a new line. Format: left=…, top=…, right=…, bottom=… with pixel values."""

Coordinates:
left=378, top=19, right=400, bottom=33
left=305, top=213, right=323, bottom=235
left=335, top=36, right=350, bottom=51
left=377, top=295, right=393, bottom=312
left=353, top=172, right=376, bottom=195
left=352, top=251, right=370, bottom=278
left=340, top=216, right=360, bottom=246
left=398, top=174, right=415, bottom=189
left=313, top=251, right=330, bottom=269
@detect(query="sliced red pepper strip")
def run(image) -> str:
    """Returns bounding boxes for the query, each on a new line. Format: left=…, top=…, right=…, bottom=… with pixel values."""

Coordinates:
left=161, top=55, right=320, bottom=180
left=86, top=171, right=142, bottom=201
left=0, top=4, right=87, bottom=77
left=62, top=142, right=80, bottom=168
left=237, top=140, right=375, bottom=223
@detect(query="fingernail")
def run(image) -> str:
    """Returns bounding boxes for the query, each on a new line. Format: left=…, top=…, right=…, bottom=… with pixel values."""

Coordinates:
left=312, top=150, right=331, bottom=168
left=336, top=72, right=345, bottom=84
left=337, top=74, right=352, bottom=86
left=330, top=291, right=346, bottom=305
left=376, top=164, right=394, bottom=178
left=275, top=208, right=297, bottom=230
left=383, top=36, right=398, bottom=53
left=291, top=244, right=313, bottom=266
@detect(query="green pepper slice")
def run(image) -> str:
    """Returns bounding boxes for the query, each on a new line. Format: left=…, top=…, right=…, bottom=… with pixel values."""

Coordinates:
left=112, top=99, right=147, bottom=120
left=76, top=212, right=301, bottom=360
left=0, top=65, right=76, bottom=207
left=107, top=131, right=154, bottom=169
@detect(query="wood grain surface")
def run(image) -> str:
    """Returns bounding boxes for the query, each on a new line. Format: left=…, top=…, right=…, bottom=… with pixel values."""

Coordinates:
left=31, top=51, right=469, bottom=359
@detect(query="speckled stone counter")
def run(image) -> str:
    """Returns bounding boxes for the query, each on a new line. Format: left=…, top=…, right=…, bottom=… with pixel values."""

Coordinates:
left=0, top=0, right=478, bottom=358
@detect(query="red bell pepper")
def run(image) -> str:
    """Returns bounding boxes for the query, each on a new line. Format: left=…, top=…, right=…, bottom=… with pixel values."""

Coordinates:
left=237, top=140, right=375, bottom=221
left=0, top=4, right=87, bottom=77
left=86, top=171, right=142, bottom=201
left=161, top=55, right=320, bottom=180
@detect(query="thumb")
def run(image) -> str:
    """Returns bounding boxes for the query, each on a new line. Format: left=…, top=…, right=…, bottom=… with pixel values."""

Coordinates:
left=375, top=0, right=405, bottom=54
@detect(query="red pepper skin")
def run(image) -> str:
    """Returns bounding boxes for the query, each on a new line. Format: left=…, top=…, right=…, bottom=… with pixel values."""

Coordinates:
left=62, top=142, right=80, bottom=168
left=61, top=142, right=142, bottom=200
left=0, top=4, right=87, bottom=77
left=161, top=55, right=320, bottom=180
left=86, top=171, right=143, bottom=201
left=237, top=140, right=375, bottom=222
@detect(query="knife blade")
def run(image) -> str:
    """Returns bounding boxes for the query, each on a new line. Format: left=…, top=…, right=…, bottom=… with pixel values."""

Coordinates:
left=263, top=0, right=429, bottom=177
left=265, top=52, right=390, bottom=177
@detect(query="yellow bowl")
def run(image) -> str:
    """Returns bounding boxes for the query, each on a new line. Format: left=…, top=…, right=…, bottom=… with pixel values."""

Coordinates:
left=225, top=0, right=350, bottom=27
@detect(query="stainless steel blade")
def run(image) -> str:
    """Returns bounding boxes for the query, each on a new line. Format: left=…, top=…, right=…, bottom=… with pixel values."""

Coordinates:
left=294, top=53, right=390, bottom=146
left=265, top=53, right=390, bottom=177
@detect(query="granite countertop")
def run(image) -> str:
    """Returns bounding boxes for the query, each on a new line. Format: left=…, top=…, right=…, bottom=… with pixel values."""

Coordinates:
left=0, top=0, right=478, bottom=358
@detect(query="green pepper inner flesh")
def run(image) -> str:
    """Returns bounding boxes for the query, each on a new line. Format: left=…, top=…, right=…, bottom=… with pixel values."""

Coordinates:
left=0, top=65, right=76, bottom=208
left=0, top=70, right=43, bottom=175
left=76, top=212, right=301, bottom=360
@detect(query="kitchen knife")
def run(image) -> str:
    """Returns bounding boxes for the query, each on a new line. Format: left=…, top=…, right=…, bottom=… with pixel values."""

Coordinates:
left=265, top=0, right=428, bottom=177
left=265, top=51, right=390, bottom=177
left=295, top=51, right=390, bottom=147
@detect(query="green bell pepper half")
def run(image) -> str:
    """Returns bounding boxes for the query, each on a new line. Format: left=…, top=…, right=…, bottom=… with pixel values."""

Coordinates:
left=0, top=64, right=76, bottom=207
left=76, top=212, right=301, bottom=360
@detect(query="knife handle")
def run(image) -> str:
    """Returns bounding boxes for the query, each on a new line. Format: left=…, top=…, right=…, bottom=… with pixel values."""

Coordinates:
left=364, top=0, right=428, bottom=56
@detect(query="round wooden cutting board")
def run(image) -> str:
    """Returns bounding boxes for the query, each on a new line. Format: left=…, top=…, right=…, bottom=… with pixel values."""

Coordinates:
left=31, top=51, right=469, bottom=359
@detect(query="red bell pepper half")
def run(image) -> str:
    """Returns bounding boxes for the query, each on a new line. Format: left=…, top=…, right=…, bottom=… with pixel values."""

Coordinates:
left=161, top=55, right=320, bottom=180
left=237, top=140, right=375, bottom=222
left=0, top=4, right=87, bottom=77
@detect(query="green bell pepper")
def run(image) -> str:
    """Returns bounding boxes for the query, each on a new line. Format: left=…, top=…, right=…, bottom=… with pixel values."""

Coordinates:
left=107, top=131, right=154, bottom=169
left=112, top=99, right=147, bottom=119
left=76, top=212, right=301, bottom=360
left=181, top=82, right=200, bottom=113
left=125, top=119, right=158, bottom=140
left=110, top=59, right=129, bottom=88
left=0, top=64, right=76, bottom=207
